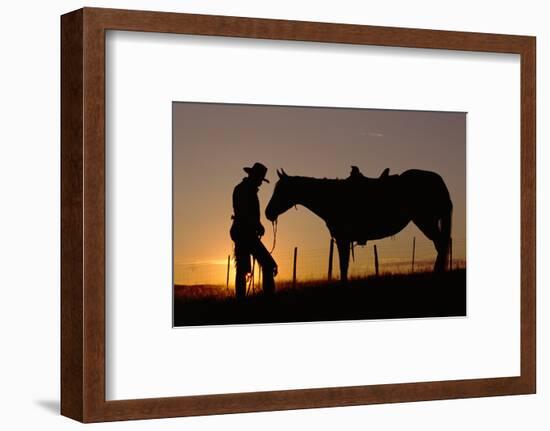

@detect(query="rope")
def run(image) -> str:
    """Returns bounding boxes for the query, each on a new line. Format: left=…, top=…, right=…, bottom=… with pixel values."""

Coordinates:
left=246, top=257, right=256, bottom=296
left=269, top=220, right=278, bottom=254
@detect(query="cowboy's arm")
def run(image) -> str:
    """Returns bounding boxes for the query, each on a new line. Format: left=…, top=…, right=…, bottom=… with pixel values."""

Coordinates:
left=251, top=190, right=265, bottom=235
left=250, top=192, right=264, bottom=235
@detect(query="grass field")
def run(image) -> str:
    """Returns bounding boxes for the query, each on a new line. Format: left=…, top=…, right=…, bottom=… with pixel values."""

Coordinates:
left=173, top=269, right=466, bottom=326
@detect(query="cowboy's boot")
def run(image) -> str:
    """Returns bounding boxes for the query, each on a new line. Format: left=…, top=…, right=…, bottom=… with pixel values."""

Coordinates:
left=262, top=268, right=275, bottom=296
left=235, top=271, right=246, bottom=300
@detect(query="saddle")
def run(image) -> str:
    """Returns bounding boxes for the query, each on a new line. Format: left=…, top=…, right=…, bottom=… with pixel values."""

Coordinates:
left=348, top=166, right=396, bottom=182
left=346, top=166, right=400, bottom=245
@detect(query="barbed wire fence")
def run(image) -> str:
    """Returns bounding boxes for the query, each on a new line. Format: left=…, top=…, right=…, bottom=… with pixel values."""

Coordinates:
left=174, top=236, right=466, bottom=290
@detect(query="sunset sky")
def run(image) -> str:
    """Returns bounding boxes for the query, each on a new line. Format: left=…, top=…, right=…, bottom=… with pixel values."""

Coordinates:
left=173, top=102, right=466, bottom=286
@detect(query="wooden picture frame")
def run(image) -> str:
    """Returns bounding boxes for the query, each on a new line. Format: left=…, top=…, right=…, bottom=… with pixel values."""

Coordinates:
left=61, top=7, right=536, bottom=423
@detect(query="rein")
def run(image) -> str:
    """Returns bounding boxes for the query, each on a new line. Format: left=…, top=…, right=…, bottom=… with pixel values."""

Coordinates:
left=269, top=220, right=278, bottom=254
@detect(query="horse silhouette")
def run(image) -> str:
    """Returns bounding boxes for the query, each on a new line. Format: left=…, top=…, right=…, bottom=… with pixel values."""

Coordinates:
left=265, top=167, right=453, bottom=283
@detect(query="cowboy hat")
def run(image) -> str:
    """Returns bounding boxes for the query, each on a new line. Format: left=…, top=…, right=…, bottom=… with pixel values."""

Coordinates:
left=243, top=162, right=269, bottom=183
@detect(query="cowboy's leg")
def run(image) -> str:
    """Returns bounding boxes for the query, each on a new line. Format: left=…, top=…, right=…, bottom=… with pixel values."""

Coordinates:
left=233, top=241, right=251, bottom=300
left=235, top=271, right=246, bottom=300
left=250, top=238, right=277, bottom=295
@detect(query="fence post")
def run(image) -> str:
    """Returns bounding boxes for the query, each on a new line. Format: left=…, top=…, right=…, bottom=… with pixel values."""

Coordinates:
left=328, top=238, right=334, bottom=281
left=411, top=236, right=416, bottom=273
left=374, top=244, right=379, bottom=277
left=449, top=237, right=453, bottom=271
left=226, top=254, right=230, bottom=288
left=292, top=247, right=298, bottom=289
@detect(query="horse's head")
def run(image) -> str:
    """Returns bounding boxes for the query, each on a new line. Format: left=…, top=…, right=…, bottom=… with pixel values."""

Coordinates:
left=265, top=169, right=296, bottom=222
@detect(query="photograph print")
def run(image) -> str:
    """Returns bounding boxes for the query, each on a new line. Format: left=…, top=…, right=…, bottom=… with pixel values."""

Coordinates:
left=173, top=102, right=466, bottom=327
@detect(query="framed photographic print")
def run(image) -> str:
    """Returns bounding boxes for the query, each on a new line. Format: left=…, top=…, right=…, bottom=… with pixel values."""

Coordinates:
left=61, top=7, right=536, bottom=422
left=172, top=103, right=466, bottom=327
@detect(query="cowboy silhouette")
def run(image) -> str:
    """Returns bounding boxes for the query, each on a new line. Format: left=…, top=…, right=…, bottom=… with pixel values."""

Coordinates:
left=230, top=162, right=277, bottom=299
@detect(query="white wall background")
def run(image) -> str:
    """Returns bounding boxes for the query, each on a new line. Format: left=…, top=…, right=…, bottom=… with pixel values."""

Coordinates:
left=0, top=0, right=546, bottom=429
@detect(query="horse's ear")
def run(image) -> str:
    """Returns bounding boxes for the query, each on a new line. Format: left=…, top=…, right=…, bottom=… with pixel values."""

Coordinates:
left=277, top=169, right=282, bottom=179
left=281, top=169, right=288, bottom=177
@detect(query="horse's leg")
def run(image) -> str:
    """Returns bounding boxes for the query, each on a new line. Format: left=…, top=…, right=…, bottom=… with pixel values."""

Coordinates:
left=412, top=216, right=448, bottom=272
left=336, top=239, right=350, bottom=285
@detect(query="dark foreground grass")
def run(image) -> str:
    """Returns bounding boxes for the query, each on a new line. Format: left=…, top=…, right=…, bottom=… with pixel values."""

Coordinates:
left=174, top=269, right=466, bottom=327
